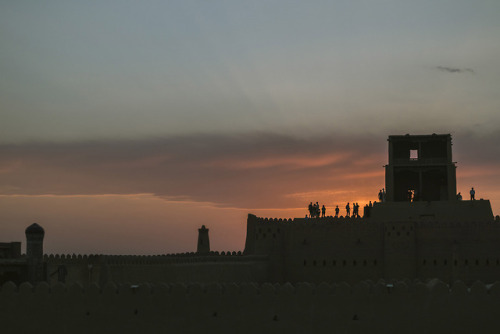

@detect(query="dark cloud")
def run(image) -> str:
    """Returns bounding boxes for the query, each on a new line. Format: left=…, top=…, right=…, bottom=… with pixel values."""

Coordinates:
left=436, top=66, right=474, bottom=74
left=0, top=133, right=386, bottom=209
left=453, top=132, right=500, bottom=166
left=1, top=131, right=499, bottom=210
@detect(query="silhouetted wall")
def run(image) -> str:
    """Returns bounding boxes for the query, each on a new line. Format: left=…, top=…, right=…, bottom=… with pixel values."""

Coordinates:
left=45, top=253, right=269, bottom=286
left=244, top=213, right=500, bottom=284
left=2, top=279, right=500, bottom=334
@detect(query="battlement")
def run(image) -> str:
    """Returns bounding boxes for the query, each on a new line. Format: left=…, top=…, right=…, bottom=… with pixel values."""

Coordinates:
left=44, top=254, right=102, bottom=264
left=102, top=253, right=264, bottom=265
left=44, top=251, right=256, bottom=265
left=2, top=279, right=499, bottom=297
left=254, top=216, right=365, bottom=224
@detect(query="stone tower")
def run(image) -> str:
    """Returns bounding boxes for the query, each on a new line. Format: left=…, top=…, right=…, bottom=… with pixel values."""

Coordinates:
left=197, top=225, right=210, bottom=254
left=25, top=223, right=45, bottom=283
left=385, top=134, right=457, bottom=202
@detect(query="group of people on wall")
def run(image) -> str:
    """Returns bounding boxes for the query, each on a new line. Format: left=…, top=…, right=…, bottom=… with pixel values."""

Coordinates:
left=307, top=202, right=326, bottom=218
left=308, top=187, right=479, bottom=218
left=307, top=201, right=370, bottom=219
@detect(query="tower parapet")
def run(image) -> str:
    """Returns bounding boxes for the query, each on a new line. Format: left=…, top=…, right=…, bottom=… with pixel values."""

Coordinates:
left=385, top=134, right=456, bottom=202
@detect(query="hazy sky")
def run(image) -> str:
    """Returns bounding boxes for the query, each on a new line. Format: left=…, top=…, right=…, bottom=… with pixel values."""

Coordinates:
left=1, top=1, right=500, bottom=254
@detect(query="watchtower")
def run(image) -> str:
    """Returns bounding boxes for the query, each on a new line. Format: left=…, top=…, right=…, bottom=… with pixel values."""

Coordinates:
left=25, top=223, right=45, bottom=283
left=197, top=225, right=210, bottom=254
left=385, top=134, right=456, bottom=202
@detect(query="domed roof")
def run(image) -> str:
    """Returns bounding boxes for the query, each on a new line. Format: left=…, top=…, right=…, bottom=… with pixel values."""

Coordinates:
left=25, top=223, right=45, bottom=235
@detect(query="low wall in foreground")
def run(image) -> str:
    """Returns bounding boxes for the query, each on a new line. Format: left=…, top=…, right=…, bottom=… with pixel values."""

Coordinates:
left=1, top=279, right=499, bottom=334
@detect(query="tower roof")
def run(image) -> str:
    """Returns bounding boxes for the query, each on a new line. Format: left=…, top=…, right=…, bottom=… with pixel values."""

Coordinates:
left=25, top=223, right=45, bottom=235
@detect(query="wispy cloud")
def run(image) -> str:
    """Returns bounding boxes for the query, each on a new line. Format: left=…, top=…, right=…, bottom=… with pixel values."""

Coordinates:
left=436, top=66, right=474, bottom=74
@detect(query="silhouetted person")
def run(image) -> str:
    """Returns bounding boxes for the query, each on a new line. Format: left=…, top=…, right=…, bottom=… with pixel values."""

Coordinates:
left=321, top=205, right=326, bottom=218
left=308, top=202, right=313, bottom=217
left=378, top=190, right=383, bottom=202
left=335, top=205, right=339, bottom=217
left=369, top=201, right=372, bottom=208
left=470, top=187, right=475, bottom=200
left=346, top=203, right=350, bottom=217
left=457, top=192, right=462, bottom=200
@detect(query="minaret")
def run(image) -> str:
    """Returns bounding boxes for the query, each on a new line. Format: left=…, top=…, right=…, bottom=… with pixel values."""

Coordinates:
left=197, top=225, right=210, bottom=254
left=25, top=223, right=45, bottom=283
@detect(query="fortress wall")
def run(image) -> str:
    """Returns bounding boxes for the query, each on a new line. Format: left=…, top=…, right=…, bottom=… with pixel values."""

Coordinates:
left=283, top=219, right=384, bottom=283
left=250, top=217, right=383, bottom=255
left=383, top=221, right=417, bottom=279
left=415, top=221, right=500, bottom=284
left=249, top=217, right=292, bottom=255
left=45, top=254, right=103, bottom=286
left=247, top=215, right=500, bottom=284
left=103, top=253, right=269, bottom=284
left=2, top=280, right=500, bottom=334
left=45, top=253, right=269, bottom=285
left=42, top=217, right=500, bottom=286
left=248, top=216, right=386, bottom=283
left=106, top=259, right=269, bottom=284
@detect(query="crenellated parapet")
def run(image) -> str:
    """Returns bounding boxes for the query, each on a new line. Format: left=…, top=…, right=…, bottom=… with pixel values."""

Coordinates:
left=44, top=253, right=102, bottom=264
left=254, top=216, right=366, bottom=224
left=101, top=252, right=264, bottom=266
left=43, top=251, right=261, bottom=267
left=3, top=278, right=500, bottom=297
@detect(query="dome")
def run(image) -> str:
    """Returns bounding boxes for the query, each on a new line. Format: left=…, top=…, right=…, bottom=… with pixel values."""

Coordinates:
left=25, top=223, right=45, bottom=235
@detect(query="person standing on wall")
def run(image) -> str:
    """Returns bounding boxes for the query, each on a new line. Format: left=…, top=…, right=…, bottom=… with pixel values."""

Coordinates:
left=470, top=187, right=475, bottom=200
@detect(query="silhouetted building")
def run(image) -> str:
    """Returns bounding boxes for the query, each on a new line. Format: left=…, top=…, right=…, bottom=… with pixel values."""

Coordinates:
left=385, top=134, right=456, bottom=202
left=0, top=224, right=46, bottom=285
left=0, top=242, right=23, bottom=285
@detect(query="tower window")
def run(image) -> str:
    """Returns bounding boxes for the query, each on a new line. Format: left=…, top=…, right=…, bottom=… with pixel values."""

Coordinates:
left=410, top=149, right=418, bottom=160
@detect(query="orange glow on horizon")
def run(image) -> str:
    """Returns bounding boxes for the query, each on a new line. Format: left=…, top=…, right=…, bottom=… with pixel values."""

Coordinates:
left=203, top=152, right=355, bottom=170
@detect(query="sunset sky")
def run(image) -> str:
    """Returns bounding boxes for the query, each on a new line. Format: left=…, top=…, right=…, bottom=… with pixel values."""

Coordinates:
left=1, top=1, right=500, bottom=254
